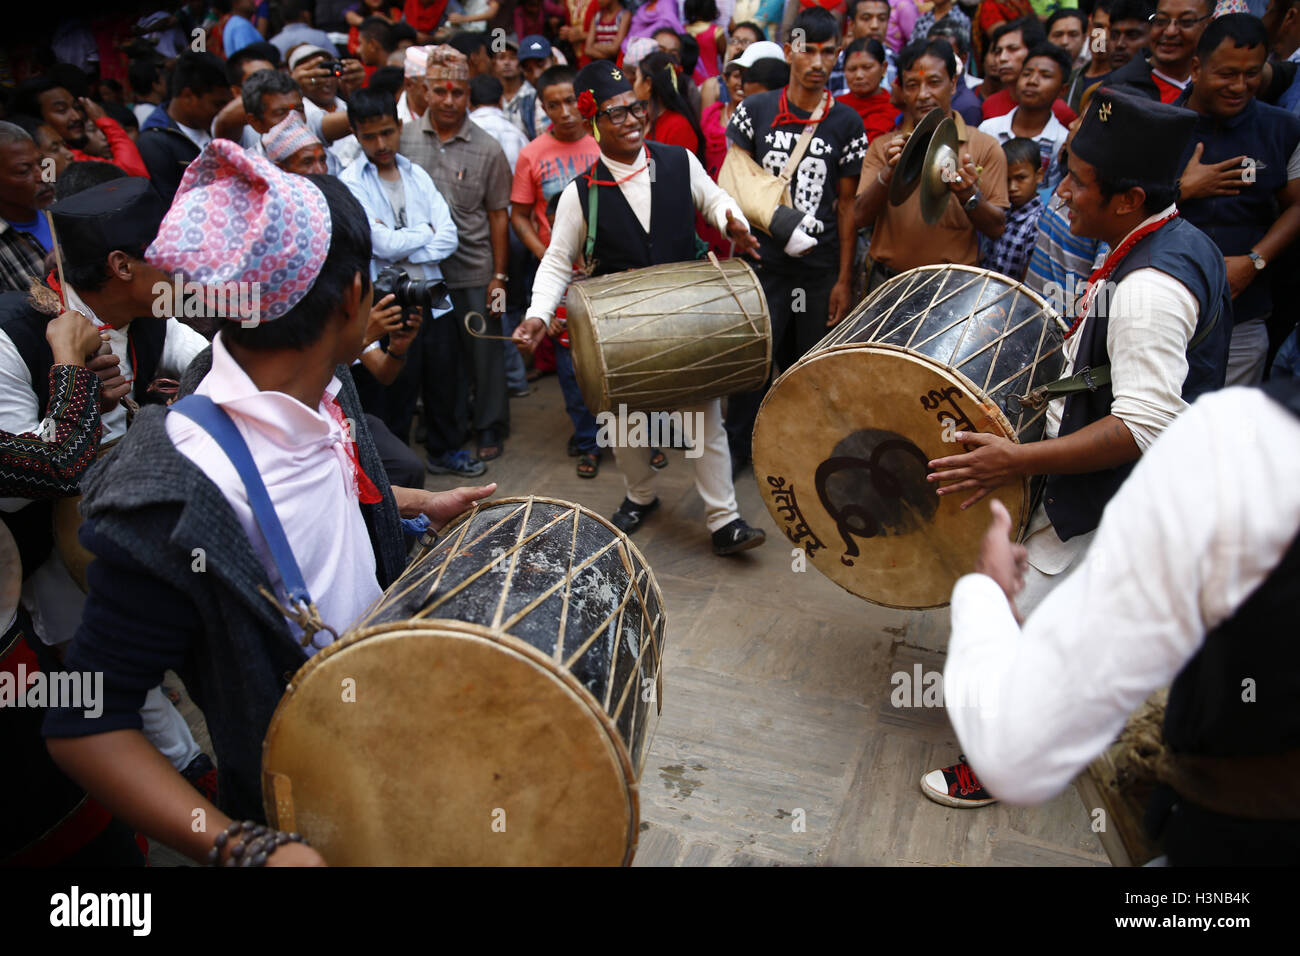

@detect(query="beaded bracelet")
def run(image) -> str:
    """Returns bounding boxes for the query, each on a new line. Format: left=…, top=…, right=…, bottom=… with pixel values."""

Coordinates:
left=207, top=819, right=307, bottom=867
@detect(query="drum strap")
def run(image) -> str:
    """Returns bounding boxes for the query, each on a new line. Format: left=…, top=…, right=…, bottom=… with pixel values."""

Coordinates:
left=1015, top=302, right=1222, bottom=410
left=170, top=395, right=338, bottom=648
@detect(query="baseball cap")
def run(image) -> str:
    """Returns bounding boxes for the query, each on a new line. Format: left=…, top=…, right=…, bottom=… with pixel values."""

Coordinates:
left=726, top=40, right=787, bottom=71
left=519, top=35, right=552, bottom=62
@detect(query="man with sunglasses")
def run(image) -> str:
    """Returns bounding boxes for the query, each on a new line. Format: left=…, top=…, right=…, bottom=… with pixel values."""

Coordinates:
left=512, top=60, right=770, bottom=556
left=1108, top=0, right=1215, bottom=103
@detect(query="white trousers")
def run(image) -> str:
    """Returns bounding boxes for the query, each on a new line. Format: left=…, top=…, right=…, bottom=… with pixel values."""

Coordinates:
left=611, top=399, right=741, bottom=533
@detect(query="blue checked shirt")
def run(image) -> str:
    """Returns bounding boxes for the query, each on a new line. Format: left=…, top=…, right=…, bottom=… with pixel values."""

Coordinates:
left=983, top=195, right=1044, bottom=282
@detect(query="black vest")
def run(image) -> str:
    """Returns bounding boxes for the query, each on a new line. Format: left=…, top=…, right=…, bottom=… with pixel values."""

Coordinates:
left=1151, top=377, right=1300, bottom=864
left=1044, top=217, right=1232, bottom=540
left=0, top=290, right=168, bottom=575
left=572, top=142, right=697, bottom=276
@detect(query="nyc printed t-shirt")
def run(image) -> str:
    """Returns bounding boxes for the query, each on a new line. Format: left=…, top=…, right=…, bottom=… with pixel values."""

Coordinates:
left=726, top=89, right=868, bottom=273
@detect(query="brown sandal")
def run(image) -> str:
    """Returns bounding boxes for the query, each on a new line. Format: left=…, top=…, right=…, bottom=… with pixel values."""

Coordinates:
left=577, top=452, right=600, bottom=478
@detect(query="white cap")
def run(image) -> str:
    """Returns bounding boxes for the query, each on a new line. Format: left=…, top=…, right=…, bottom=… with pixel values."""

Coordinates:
left=725, top=41, right=787, bottom=71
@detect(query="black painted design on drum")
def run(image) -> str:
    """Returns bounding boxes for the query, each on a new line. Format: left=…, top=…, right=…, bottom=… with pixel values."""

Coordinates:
left=921, top=386, right=978, bottom=452
left=813, top=429, right=937, bottom=565
left=765, top=475, right=826, bottom=556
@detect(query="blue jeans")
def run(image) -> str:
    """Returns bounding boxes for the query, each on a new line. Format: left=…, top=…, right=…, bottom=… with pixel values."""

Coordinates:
left=503, top=309, right=528, bottom=391
left=556, top=343, right=598, bottom=453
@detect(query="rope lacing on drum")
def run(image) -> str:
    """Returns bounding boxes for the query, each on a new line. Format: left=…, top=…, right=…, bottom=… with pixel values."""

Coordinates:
left=258, top=585, right=340, bottom=649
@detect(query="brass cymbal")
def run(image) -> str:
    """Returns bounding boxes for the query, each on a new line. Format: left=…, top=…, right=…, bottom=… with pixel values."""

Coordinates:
left=919, top=116, right=961, bottom=226
left=888, top=107, right=946, bottom=207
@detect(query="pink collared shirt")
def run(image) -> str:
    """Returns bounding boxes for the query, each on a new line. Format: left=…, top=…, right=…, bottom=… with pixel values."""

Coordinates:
left=164, top=333, right=382, bottom=652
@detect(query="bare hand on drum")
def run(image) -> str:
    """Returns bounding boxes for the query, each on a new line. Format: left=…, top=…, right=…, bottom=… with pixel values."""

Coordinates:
left=86, top=352, right=130, bottom=412
left=926, top=431, right=1021, bottom=509
left=392, top=482, right=498, bottom=530
left=512, top=316, right=547, bottom=354
left=974, top=499, right=1028, bottom=624
left=725, top=209, right=761, bottom=259
left=265, top=842, right=329, bottom=866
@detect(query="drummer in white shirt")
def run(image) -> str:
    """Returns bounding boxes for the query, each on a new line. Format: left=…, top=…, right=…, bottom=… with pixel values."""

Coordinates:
left=946, top=378, right=1300, bottom=864
left=512, top=60, right=769, bottom=557
left=919, top=88, right=1232, bottom=808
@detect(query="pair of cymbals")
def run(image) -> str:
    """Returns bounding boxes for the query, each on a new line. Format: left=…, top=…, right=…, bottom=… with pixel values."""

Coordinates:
left=888, top=107, right=961, bottom=226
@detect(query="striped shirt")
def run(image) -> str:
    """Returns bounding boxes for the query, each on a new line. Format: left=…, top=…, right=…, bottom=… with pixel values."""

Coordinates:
left=0, top=219, right=47, bottom=296
left=1023, top=197, right=1108, bottom=315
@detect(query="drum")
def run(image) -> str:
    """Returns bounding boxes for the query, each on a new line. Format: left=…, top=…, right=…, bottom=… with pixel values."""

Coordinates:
left=566, top=256, right=771, bottom=414
left=1075, top=689, right=1167, bottom=867
left=753, top=265, right=1068, bottom=609
left=261, top=496, right=667, bottom=866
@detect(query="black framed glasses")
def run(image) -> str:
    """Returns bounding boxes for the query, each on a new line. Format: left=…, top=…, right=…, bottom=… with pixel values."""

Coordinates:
left=597, top=100, right=650, bottom=124
left=1148, top=12, right=1212, bottom=30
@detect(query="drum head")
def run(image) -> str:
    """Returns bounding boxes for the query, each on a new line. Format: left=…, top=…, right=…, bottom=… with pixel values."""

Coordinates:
left=752, top=343, right=1029, bottom=609
left=262, top=620, right=637, bottom=866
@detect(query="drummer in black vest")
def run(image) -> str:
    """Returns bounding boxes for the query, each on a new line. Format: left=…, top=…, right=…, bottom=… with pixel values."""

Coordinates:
left=944, top=377, right=1300, bottom=864
left=513, top=61, right=769, bottom=556
left=919, top=87, right=1232, bottom=809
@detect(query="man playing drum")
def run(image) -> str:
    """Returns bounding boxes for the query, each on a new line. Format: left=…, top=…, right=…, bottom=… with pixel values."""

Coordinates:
left=919, top=88, right=1231, bottom=808
left=43, top=142, right=495, bottom=866
left=512, top=60, right=769, bottom=557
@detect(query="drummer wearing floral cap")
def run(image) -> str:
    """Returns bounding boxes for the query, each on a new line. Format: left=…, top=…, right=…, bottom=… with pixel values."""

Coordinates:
left=43, top=142, right=495, bottom=867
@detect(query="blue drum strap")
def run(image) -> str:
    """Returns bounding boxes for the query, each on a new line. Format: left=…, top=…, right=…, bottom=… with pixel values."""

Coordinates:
left=171, top=394, right=337, bottom=647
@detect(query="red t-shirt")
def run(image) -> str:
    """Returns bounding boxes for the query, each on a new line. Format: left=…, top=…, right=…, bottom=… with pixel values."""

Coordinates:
left=836, top=89, right=899, bottom=142
left=511, top=132, right=601, bottom=247
left=650, top=109, right=700, bottom=155
left=981, top=88, right=1076, bottom=126
left=404, top=0, right=448, bottom=32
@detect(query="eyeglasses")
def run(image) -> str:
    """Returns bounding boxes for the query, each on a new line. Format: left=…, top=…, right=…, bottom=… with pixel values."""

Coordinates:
left=597, top=100, right=649, bottom=124
left=1148, top=13, right=1212, bottom=30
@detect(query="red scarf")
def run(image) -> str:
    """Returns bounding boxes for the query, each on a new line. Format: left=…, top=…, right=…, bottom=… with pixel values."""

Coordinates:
left=1067, top=210, right=1180, bottom=338
left=323, top=393, right=383, bottom=504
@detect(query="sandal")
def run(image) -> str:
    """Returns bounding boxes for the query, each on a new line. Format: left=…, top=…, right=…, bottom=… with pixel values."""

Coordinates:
left=476, top=429, right=503, bottom=462
left=577, top=452, right=600, bottom=478
left=649, top=447, right=668, bottom=471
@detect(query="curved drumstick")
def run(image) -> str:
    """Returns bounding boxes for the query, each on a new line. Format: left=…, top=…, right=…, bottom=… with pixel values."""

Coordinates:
left=463, top=311, right=516, bottom=342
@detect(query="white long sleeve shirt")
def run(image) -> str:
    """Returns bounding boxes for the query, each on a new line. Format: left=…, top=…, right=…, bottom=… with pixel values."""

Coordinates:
left=945, top=386, right=1300, bottom=806
left=1025, top=205, right=1200, bottom=575
left=526, top=146, right=748, bottom=324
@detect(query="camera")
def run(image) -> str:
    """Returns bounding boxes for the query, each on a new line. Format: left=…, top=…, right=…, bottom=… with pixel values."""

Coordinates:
left=319, top=60, right=345, bottom=77
left=374, top=267, right=450, bottom=322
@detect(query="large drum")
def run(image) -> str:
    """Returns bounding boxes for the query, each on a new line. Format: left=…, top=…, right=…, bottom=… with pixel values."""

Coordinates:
left=566, top=256, right=771, bottom=414
left=261, top=497, right=667, bottom=866
left=753, top=265, right=1068, bottom=608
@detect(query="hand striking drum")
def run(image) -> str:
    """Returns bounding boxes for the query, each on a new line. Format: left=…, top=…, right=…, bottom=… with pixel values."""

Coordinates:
left=753, top=264, right=1068, bottom=608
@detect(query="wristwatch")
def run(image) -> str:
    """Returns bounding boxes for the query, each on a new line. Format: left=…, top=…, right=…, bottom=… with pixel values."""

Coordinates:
left=1248, top=250, right=1266, bottom=271
left=962, top=189, right=982, bottom=213
left=493, top=272, right=509, bottom=282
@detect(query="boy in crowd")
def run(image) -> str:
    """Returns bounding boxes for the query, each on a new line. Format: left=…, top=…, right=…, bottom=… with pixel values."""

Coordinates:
left=979, top=43, right=1072, bottom=201
left=983, top=137, right=1045, bottom=282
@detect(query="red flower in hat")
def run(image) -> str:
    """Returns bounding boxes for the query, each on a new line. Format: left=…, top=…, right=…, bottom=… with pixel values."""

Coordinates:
left=577, top=89, right=598, bottom=120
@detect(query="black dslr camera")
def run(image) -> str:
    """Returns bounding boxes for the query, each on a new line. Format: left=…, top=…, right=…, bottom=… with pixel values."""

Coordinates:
left=374, top=267, right=451, bottom=328
left=319, top=60, right=346, bottom=77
